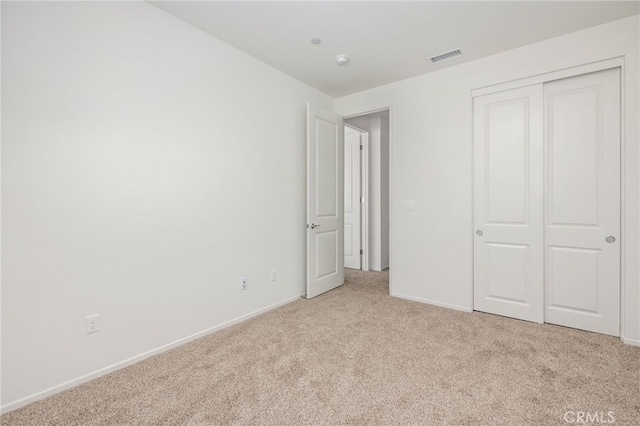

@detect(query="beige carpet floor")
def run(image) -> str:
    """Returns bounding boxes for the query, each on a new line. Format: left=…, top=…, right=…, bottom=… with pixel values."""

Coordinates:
left=2, top=269, right=639, bottom=425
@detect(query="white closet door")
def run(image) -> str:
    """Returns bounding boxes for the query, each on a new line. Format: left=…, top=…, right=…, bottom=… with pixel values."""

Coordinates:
left=544, top=69, right=620, bottom=336
left=344, top=126, right=361, bottom=270
left=473, top=84, right=544, bottom=323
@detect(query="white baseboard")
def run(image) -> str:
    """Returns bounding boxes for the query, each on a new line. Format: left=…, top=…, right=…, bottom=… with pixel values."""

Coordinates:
left=390, top=292, right=473, bottom=313
left=1, top=293, right=303, bottom=414
left=621, top=336, right=640, bottom=347
left=392, top=294, right=640, bottom=347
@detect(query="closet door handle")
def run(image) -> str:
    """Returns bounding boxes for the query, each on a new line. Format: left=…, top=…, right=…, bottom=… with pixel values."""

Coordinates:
left=476, top=230, right=483, bottom=236
left=606, top=236, right=616, bottom=243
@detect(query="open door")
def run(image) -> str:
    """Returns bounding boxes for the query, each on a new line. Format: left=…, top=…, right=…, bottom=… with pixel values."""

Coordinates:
left=344, top=125, right=362, bottom=270
left=306, top=103, right=344, bottom=299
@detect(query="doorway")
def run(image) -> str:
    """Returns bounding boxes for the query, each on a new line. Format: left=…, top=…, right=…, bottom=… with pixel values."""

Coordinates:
left=344, top=110, right=390, bottom=272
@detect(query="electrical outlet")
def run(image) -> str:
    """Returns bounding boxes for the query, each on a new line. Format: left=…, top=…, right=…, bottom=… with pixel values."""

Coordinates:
left=241, top=278, right=248, bottom=291
left=86, top=314, right=100, bottom=334
left=270, top=270, right=277, bottom=282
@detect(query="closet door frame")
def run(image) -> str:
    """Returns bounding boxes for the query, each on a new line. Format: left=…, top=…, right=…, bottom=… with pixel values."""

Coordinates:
left=471, top=57, right=626, bottom=337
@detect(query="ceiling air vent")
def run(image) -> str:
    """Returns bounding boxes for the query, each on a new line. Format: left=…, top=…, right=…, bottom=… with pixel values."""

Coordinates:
left=430, top=49, right=462, bottom=64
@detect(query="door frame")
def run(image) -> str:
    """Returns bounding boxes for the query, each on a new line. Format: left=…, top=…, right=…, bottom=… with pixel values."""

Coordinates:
left=470, top=57, right=626, bottom=339
left=342, top=105, right=393, bottom=292
left=344, top=123, right=369, bottom=271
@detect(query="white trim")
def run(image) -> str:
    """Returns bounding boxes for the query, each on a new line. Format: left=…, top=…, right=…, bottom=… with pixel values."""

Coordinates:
left=471, top=57, right=624, bottom=98
left=618, top=61, right=627, bottom=344
left=0, top=294, right=303, bottom=414
left=361, top=131, right=370, bottom=272
left=343, top=105, right=391, bottom=120
left=388, top=106, right=394, bottom=294
left=621, top=336, right=640, bottom=347
left=469, top=88, right=475, bottom=312
left=391, top=292, right=473, bottom=313
left=0, top=2, right=4, bottom=410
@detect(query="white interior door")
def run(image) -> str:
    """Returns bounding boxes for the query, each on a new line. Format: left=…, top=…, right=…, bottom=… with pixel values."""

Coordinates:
left=473, top=84, right=544, bottom=323
left=543, top=68, right=620, bottom=336
left=344, top=125, right=361, bottom=269
left=306, top=104, right=344, bottom=299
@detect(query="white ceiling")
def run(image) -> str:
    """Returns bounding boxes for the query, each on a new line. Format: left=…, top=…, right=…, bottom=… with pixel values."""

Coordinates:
left=149, top=1, right=640, bottom=98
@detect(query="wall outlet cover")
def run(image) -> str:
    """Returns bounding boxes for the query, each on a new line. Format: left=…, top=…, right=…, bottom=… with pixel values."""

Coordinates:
left=86, top=314, right=100, bottom=334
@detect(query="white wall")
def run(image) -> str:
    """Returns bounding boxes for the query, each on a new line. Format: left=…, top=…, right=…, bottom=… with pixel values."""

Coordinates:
left=1, top=1, right=333, bottom=410
left=345, top=112, right=390, bottom=271
left=336, top=15, right=640, bottom=343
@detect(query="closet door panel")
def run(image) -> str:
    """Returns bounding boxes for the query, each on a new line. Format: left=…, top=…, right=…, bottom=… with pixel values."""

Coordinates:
left=544, top=68, right=620, bottom=336
left=473, top=84, right=544, bottom=323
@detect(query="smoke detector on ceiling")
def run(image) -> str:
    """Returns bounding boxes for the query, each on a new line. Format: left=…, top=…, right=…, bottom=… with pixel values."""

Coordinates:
left=335, top=55, right=350, bottom=66
left=430, top=48, right=462, bottom=64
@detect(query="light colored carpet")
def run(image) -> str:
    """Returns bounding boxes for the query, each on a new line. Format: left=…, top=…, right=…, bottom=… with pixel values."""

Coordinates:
left=2, top=269, right=639, bottom=425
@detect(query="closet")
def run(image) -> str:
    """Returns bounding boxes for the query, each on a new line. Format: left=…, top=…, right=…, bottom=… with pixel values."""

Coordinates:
left=473, top=67, right=620, bottom=336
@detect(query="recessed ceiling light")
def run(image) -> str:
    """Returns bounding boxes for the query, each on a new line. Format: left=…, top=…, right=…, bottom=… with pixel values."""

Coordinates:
left=335, top=55, right=350, bottom=66
left=310, top=38, right=321, bottom=45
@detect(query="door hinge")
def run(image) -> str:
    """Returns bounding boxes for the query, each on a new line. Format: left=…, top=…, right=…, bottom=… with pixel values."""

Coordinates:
left=360, top=145, right=363, bottom=150
left=360, top=197, right=365, bottom=203
left=360, top=249, right=364, bottom=255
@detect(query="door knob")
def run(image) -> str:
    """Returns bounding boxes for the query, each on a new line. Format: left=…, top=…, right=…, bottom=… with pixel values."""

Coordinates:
left=476, top=230, right=483, bottom=236
left=606, top=236, right=616, bottom=243
left=309, top=223, right=321, bottom=229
